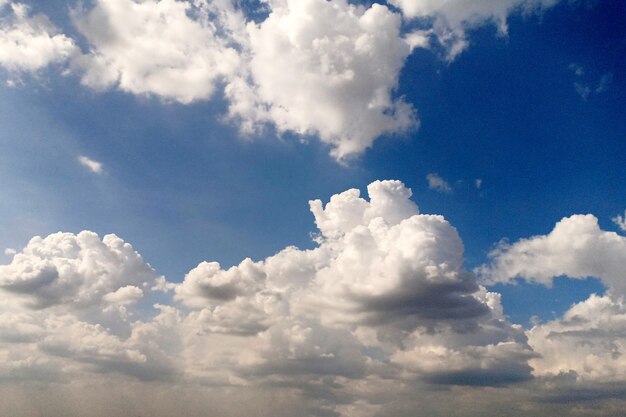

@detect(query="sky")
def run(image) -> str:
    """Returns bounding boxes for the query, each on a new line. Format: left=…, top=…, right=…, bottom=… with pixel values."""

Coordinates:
left=0, top=0, right=625, bottom=416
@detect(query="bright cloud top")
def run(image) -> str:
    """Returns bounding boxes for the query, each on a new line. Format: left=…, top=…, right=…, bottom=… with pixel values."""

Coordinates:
left=226, top=0, right=416, bottom=159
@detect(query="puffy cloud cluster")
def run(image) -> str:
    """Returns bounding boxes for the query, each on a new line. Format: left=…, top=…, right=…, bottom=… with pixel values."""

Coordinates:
left=0, top=1, right=77, bottom=72
left=528, top=294, right=626, bottom=382
left=0, top=231, right=155, bottom=309
left=0, top=231, right=183, bottom=383
left=476, top=214, right=626, bottom=392
left=0, top=0, right=568, bottom=159
left=5, top=183, right=626, bottom=415
left=72, top=0, right=417, bottom=158
left=226, top=0, right=416, bottom=159
left=0, top=181, right=537, bottom=415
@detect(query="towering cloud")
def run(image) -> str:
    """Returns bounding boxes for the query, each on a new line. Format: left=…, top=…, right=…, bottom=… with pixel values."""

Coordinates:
left=0, top=181, right=538, bottom=415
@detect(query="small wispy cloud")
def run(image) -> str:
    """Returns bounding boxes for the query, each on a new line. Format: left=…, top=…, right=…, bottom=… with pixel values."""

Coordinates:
left=613, top=211, right=626, bottom=232
left=568, top=63, right=584, bottom=76
left=570, top=64, right=612, bottom=100
left=427, top=173, right=452, bottom=193
left=595, top=73, right=613, bottom=94
left=78, top=155, right=104, bottom=174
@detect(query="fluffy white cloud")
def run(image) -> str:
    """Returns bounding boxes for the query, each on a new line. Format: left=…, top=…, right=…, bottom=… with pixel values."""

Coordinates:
left=0, top=231, right=158, bottom=309
left=477, top=214, right=626, bottom=296
left=9, top=183, right=626, bottom=415
left=176, top=180, right=531, bottom=391
left=72, top=0, right=241, bottom=103
left=226, top=0, right=416, bottom=159
left=528, top=294, right=626, bottom=382
left=477, top=215, right=626, bottom=387
left=0, top=2, right=76, bottom=72
left=68, top=0, right=416, bottom=159
left=390, top=0, right=560, bottom=59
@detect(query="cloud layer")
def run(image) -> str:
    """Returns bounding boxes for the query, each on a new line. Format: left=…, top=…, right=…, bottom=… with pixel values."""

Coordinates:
left=3, top=181, right=626, bottom=415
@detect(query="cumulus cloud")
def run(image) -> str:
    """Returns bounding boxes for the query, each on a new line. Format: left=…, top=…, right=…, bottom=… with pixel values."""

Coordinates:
left=0, top=180, right=539, bottom=416
left=72, top=0, right=241, bottom=103
left=528, top=294, right=626, bottom=383
left=0, top=231, right=158, bottom=309
left=175, top=180, right=531, bottom=394
left=5, top=183, right=626, bottom=415
left=1, top=0, right=569, bottom=159
left=477, top=214, right=626, bottom=297
left=477, top=213, right=626, bottom=399
left=226, top=0, right=416, bottom=159
left=0, top=1, right=76, bottom=72
left=66, top=0, right=417, bottom=159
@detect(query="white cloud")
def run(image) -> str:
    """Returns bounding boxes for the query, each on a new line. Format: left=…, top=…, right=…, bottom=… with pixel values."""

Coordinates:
left=226, top=0, right=416, bottom=160
left=72, top=0, right=241, bottom=104
left=390, top=0, right=560, bottom=59
left=69, top=0, right=416, bottom=159
left=528, top=294, right=626, bottom=382
left=0, top=180, right=537, bottom=416
left=7, top=183, right=626, bottom=414
left=0, top=0, right=569, bottom=161
left=78, top=155, right=104, bottom=174
left=613, top=211, right=626, bottom=232
left=477, top=214, right=626, bottom=387
left=0, top=231, right=159, bottom=309
left=177, top=180, right=531, bottom=389
left=477, top=214, right=626, bottom=297
left=0, top=2, right=76, bottom=72
left=103, top=285, right=144, bottom=305
left=427, top=173, right=452, bottom=193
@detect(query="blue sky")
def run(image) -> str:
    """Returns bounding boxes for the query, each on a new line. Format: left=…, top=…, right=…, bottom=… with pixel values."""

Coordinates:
left=1, top=1, right=626, bottom=416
